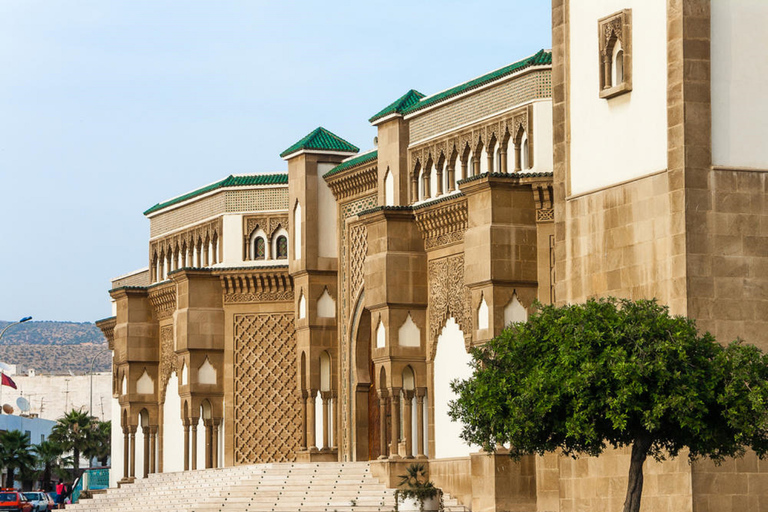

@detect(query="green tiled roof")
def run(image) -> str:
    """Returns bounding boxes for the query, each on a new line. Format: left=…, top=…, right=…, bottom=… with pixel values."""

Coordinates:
left=401, top=49, right=551, bottom=116
left=323, top=150, right=378, bottom=179
left=144, top=173, right=288, bottom=215
left=279, top=127, right=359, bottom=158
left=368, top=89, right=425, bottom=123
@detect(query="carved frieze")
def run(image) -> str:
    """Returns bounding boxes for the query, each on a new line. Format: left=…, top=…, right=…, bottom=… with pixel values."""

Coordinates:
left=159, top=325, right=176, bottom=403
left=325, top=163, right=378, bottom=201
left=148, top=283, right=177, bottom=320
left=220, top=270, right=294, bottom=304
left=414, top=196, right=468, bottom=251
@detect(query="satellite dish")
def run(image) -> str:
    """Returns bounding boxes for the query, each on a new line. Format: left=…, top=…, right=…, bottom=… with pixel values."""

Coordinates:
left=16, top=397, right=29, bottom=412
left=2, top=404, right=14, bottom=414
left=0, top=361, right=11, bottom=372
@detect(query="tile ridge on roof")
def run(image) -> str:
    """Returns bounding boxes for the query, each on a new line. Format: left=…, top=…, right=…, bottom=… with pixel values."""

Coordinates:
left=401, top=49, right=551, bottom=116
left=368, top=89, right=426, bottom=123
left=323, top=148, right=378, bottom=179
left=280, top=126, right=359, bottom=158
left=144, top=172, right=289, bottom=215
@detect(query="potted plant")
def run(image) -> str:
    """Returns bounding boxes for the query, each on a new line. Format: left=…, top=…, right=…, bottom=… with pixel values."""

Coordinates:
left=394, top=463, right=443, bottom=512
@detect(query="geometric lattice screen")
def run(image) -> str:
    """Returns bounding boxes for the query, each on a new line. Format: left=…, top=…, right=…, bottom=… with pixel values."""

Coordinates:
left=234, top=313, right=301, bottom=464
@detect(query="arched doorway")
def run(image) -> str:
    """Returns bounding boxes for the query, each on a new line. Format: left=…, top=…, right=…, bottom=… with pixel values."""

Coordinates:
left=350, top=290, right=375, bottom=461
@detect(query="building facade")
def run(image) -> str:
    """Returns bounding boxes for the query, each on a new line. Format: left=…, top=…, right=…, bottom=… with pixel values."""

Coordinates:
left=99, top=1, right=768, bottom=510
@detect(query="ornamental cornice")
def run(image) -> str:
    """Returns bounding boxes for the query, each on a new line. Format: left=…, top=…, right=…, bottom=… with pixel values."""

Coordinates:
left=148, top=282, right=177, bottom=320
left=96, top=316, right=117, bottom=351
left=219, top=269, right=294, bottom=303
left=326, top=163, right=378, bottom=201
left=413, top=195, right=468, bottom=250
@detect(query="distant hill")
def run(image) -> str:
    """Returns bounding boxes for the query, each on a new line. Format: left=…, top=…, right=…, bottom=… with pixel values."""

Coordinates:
left=0, top=321, right=110, bottom=373
left=0, top=320, right=106, bottom=346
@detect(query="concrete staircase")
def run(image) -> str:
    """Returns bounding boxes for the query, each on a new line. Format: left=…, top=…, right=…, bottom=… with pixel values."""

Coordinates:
left=67, top=462, right=469, bottom=512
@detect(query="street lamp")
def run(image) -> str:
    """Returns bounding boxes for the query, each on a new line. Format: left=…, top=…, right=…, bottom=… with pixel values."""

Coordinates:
left=0, top=316, right=32, bottom=342
left=88, top=353, right=99, bottom=419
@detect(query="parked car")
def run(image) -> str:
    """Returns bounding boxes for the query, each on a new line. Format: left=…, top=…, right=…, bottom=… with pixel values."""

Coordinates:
left=0, top=489, right=33, bottom=512
left=22, top=491, right=54, bottom=512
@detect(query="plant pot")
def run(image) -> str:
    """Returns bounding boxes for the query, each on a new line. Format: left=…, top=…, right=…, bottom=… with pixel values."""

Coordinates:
left=397, top=494, right=439, bottom=512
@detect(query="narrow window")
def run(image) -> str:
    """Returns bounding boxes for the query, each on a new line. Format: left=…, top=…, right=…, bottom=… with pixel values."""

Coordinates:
left=276, top=235, right=288, bottom=259
left=254, top=237, right=266, bottom=260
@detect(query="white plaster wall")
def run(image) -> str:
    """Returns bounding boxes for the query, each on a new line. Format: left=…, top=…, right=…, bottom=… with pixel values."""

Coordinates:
left=221, top=214, right=243, bottom=266
left=110, top=396, right=122, bottom=487
left=711, top=0, right=768, bottom=169
left=196, top=416, right=205, bottom=469
left=433, top=318, right=475, bottom=458
left=569, top=0, right=668, bottom=195
left=162, top=373, right=184, bottom=473
left=316, top=289, right=335, bottom=318
left=135, top=418, right=145, bottom=480
left=317, top=163, right=339, bottom=258
left=530, top=100, right=553, bottom=173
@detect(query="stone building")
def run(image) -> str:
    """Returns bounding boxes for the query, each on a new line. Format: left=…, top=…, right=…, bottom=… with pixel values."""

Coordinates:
left=98, top=1, right=768, bottom=510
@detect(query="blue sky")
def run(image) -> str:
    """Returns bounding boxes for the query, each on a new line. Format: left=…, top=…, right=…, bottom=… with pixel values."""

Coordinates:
left=0, top=1, right=551, bottom=322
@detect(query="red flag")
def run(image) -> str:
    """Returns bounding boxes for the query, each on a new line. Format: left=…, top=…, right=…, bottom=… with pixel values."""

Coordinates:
left=1, top=373, right=17, bottom=389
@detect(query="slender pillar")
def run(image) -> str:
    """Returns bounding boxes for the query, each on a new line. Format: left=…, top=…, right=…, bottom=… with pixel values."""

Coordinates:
left=435, top=162, right=444, bottom=196
left=514, top=142, right=522, bottom=172
left=300, top=391, right=308, bottom=451
left=447, top=164, right=456, bottom=192
left=204, top=419, right=212, bottom=468
left=212, top=419, right=220, bottom=469
left=403, top=390, right=414, bottom=458
left=331, top=393, right=338, bottom=450
left=487, top=148, right=494, bottom=174
left=378, top=391, right=388, bottom=459
left=123, top=427, right=130, bottom=478
left=460, top=159, right=468, bottom=181
left=183, top=420, right=190, bottom=471
left=307, top=389, right=317, bottom=450
left=416, top=389, right=426, bottom=458
left=500, top=148, right=508, bottom=173
left=473, top=153, right=481, bottom=176
left=142, top=425, right=150, bottom=478
left=603, top=53, right=612, bottom=89
left=191, top=421, right=198, bottom=470
left=158, top=257, right=164, bottom=281
left=389, top=388, right=401, bottom=459
left=129, top=426, right=137, bottom=478
left=411, top=174, right=418, bottom=203
left=423, top=170, right=431, bottom=199
left=202, top=242, right=209, bottom=267
left=149, top=426, right=157, bottom=474
left=321, top=392, right=330, bottom=451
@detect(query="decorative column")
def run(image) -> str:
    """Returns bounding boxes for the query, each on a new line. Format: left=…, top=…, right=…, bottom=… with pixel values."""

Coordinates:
left=411, top=173, right=419, bottom=203
left=204, top=419, right=212, bottom=468
left=299, top=391, right=308, bottom=451
left=306, top=389, right=317, bottom=450
left=422, top=169, right=431, bottom=200
left=514, top=141, right=522, bottom=172
left=389, top=388, right=401, bottom=459
left=202, top=241, right=209, bottom=267
left=183, top=419, right=190, bottom=471
left=129, top=426, right=137, bottom=478
left=500, top=145, right=508, bottom=174
left=190, top=421, right=198, bottom=470
left=435, top=161, right=444, bottom=197
left=142, top=425, right=150, bottom=478
left=378, top=391, right=388, bottom=459
left=321, top=391, right=331, bottom=451
left=416, top=388, right=426, bottom=458
left=402, top=390, right=414, bottom=458
left=123, top=427, right=130, bottom=478
left=460, top=158, right=468, bottom=181
left=212, top=419, right=220, bottom=469
left=331, top=392, right=338, bottom=450
left=487, top=148, right=495, bottom=174
left=447, top=162, right=456, bottom=192
left=149, top=426, right=157, bottom=474
left=473, top=153, right=481, bottom=176
left=603, top=52, right=612, bottom=89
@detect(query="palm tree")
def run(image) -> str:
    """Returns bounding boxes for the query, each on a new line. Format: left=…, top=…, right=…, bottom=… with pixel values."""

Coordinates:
left=0, top=430, right=36, bottom=488
left=49, top=409, right=92, bottom=475
left=82, top=420, right=111, bottom=467
left=33, top=439, right=69, bottom=491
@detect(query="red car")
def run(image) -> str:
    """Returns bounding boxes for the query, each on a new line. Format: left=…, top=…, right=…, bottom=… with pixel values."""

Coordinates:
left=0, top=489, right=33, bottom=512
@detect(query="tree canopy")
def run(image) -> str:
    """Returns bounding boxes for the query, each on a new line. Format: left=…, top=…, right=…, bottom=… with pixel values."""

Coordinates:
left=449, top=298, right=768, bottom=512
left=0, top=430, right=35, bottom=488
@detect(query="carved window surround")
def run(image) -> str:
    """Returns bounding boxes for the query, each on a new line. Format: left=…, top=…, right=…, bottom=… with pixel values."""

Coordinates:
left=218, top=268, right=294, bottom=303
left=408, top=104, right=534, bottom=203
left=325, top=163, right=378, bottom=201
left=242, top=214, right=289, bottom=260
left=598, top=9, right=632, bottom=99
left=150, top=218, right=223, bottom=270
left=413, top=194, right=468, bottom=250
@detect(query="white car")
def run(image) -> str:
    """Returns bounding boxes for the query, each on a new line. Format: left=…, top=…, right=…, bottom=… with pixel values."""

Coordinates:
left=22, top=492, right=53, bottom=512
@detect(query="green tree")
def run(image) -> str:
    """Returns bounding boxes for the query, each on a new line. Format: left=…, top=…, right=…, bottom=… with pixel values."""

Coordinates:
left=0, top=430, right=36, bottom=488
left=82, top=420, right=111, bottom=467
left=450, top=298, right=768, bottom=512
left=49, top=409, right=92, bottom=475
left=33, top=440, right=70, bottom=490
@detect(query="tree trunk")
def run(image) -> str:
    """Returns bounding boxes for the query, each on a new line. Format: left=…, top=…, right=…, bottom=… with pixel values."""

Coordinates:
left=74, top=447, right=80, bottom=475
left=6, top=468, right=14, bottom=488
left=623, top=437, right=651, bottom=512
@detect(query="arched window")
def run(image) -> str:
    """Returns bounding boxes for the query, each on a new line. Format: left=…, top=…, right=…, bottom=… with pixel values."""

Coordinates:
left=276, top=235, right=288, bottom=259
left=614, top=47, right=624, bottom=85
left=522, top=133, right=530, bottom=170
left=253, top=237, right=266, bottom=260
